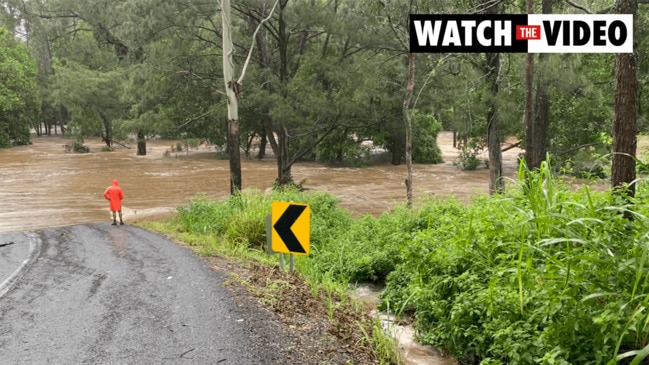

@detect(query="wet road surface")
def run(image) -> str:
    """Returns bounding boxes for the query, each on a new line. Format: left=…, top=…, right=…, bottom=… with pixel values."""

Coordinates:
left=0, top=224, right=294, bottom=364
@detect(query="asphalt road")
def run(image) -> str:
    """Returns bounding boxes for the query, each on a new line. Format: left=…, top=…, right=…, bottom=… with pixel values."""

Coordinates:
left=0, top=224, right=293, bottom=364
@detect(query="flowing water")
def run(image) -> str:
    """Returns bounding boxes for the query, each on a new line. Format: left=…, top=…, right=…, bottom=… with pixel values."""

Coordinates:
left=0, top=131, right=523, bottom=233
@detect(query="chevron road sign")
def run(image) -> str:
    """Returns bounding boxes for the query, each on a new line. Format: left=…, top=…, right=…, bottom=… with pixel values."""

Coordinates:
left=270, top=202, right=310, bottom=256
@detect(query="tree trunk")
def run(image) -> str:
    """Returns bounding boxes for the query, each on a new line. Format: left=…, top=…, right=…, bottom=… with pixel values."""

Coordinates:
left=486, top=52, right=504, bottom=194
left=137, top=130, right=146, bottom=156
left=275, top=0, right=293, bottom=186
left=530, top=0, right=552, bottom=169
left=277, top=125, right=293, bottom=185
left=98, top=111, right=112, bottom=147
left=612, top=0, right=638, bottom=198
left=533, top=54, right=549, bottom=167
left=523, top=0, right=535, bottom=169
left=222, top=0, right=242, bottom=194
left=258, top=130, right=267, bottom=159
left=404, top=53, right=416, bottom=208
left=245, top=133, right=255, bottom=157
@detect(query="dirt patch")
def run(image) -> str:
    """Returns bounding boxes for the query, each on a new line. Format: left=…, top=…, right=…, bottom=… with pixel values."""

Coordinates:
left=206, top=255, right=383, bottom=365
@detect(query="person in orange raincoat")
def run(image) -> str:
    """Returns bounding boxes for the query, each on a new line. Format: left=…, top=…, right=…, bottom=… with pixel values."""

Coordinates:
left=104, top=179, right=124, bottom=225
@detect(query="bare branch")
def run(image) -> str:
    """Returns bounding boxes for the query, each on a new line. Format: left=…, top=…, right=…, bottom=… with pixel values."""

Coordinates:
left=564, top=0, right=592, bottom=13
left=413, top=54, right=452, bottom=109
left=175, top=108, right=221, bottom=131
left=237, top=0, right=279, bottom=84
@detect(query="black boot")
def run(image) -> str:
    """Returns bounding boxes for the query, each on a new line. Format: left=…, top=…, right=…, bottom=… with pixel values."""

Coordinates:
left=120, top=221, right=124, bottom=225
left=112, top=221, right=117, bottom=226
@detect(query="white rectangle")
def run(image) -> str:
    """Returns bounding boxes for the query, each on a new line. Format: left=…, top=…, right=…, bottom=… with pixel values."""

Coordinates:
left=527, top=14, right=633, bottom=53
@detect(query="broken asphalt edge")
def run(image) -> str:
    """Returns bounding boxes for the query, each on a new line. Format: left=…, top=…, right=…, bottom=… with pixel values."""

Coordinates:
left=0, top=232, right=42, bottom=299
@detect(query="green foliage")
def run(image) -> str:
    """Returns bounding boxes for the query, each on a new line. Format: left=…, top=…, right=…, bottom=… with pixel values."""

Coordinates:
left=381, top=162, right=649, bottom=364
left=454, top=139, right=486, bottom=171
left=412, top=110, right=443, bottom=164
left=175, top=189, right=353, bottom=253
left=72, top=134, right=90, bottom=153
left=560, top=146, right=610, bottom=179
left=0, top=27, right=39, bottom=147
left=315, top=130, right=372, bottom=166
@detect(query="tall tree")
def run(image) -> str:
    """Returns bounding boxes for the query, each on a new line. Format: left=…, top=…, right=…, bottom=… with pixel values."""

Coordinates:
left=611, top=0, right=638, bottom=197
left=222, top=0, right=277, bottom=194
left=221, top=0, right=242, bottom=194
left=237, top=0, right=371, bottom=186
left=524, top=0, right=535, bottom=168
left=531, top=0, right=552, bottom=169
left=484, top=1, right=504, bottom=194
left=404, top=53, right=415, bottom=208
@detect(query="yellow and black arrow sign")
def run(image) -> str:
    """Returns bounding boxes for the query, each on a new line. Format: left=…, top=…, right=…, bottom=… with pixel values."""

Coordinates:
left=271, top=202, right=310, bottom=256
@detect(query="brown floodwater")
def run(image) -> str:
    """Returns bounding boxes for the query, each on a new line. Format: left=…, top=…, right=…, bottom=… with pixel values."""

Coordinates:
left=0, top=132, right=524, bottom=233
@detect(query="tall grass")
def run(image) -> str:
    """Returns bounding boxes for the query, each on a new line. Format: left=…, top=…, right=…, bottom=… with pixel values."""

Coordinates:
left=382, top=161, right=649, bottom=364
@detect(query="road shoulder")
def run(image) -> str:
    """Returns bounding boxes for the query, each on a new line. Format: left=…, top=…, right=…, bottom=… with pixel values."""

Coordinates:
left=0, top=232, right=42, bottom=298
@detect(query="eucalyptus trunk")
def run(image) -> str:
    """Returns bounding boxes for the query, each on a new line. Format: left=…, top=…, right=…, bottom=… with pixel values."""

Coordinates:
left=486, top=52, right=504, bottom=194
left=611, top=0, right=638, bottom=198
left=404, top=53, right=416, bottom=208
left=221, top=0, right=242, bottom=194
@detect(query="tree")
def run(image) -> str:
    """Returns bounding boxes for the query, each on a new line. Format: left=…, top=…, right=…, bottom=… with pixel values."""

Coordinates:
left=484, top=1, right=504, bottom=194
left=530, top=0, right=552, bottom=170
left=221, top=0, right=242, bottom=194
left=611, top=0, right=639, bottom=197
left=523, top=0, right=535, bottom=169
left=0, top=27, right=40, bottom=147
left=222, top=0, right=277, bottom=194
left=404, top=53, right=415, bottom=208
left=237, top=0, right=374, bottom=186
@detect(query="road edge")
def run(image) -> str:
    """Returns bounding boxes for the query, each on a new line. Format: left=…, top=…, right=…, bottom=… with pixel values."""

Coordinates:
left=0, top=232, right=42, bottom=299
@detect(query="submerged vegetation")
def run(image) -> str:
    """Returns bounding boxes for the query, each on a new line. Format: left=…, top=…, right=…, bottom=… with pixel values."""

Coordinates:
left=145, top=162, right=649, bottom=364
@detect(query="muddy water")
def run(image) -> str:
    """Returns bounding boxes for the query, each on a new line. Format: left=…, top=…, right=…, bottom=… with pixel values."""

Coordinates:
left=0, top=132, right=522, bottom=233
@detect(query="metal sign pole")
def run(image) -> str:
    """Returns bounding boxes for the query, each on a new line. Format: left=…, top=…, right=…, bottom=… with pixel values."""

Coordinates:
left=289, top=254, right=294, bottom=273
left=280, top=253, right=284, bottom=271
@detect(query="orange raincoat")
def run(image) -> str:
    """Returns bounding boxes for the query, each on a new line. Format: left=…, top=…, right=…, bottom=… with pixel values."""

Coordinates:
left=104, top=179, right=124, bottom=212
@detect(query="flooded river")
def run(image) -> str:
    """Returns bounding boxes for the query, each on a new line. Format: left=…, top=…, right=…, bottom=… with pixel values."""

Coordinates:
left=0, top=132, right=522, bottom=233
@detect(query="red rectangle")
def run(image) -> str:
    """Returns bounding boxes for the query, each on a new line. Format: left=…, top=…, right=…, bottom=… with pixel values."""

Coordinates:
left=516, top=25, right=541, bottom=40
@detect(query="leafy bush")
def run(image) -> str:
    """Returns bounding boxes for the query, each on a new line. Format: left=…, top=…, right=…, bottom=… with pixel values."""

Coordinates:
left=412, top=111, right=443, bottom=164
left=382, top=161, right=649, bottom=365
left=315, top=131, right=372, bottom=167
left=454, top=138, right=485, bottom=171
